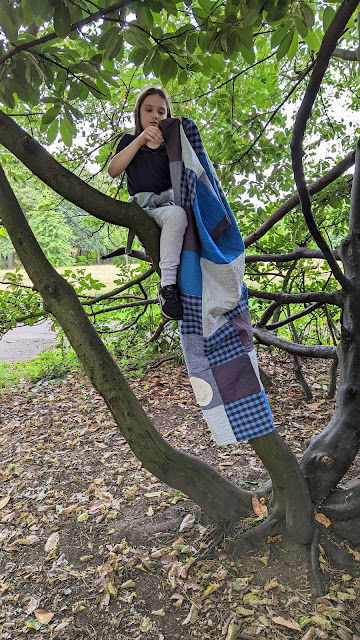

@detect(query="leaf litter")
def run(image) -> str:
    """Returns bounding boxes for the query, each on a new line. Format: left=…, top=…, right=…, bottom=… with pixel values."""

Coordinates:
left=0, top=349, right=360, bottom=639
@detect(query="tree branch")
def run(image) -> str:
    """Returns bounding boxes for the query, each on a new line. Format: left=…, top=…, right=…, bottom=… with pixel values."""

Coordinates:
left=290, top=0, right=359, bottom=290
left=245, top=248, right=339, bottom=263
left=248, top=288, right=342, bottom=306
left=81, top=267, right=155, bottom=305
left=332, top=46, right=359, bottom=60
left=244, top=150, right=355, bottom=247
left=0, top=110, right=161, bottom=269
left=265, top=302, right=324, bottom=331
left=253, top=324, right=337, bottom=359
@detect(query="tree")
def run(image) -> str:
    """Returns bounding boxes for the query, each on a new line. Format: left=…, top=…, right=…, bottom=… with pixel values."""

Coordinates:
left=1, top=0, right=360, bottom=570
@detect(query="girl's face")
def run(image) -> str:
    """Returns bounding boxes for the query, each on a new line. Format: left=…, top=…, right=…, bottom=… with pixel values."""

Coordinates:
left=139, top=93, right=168, bottom=131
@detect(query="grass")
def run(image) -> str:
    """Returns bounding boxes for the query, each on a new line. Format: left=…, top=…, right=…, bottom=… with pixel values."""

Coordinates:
left=0, top=347, right=81, bottom=392
left=0, top=263, right=144, bottom=295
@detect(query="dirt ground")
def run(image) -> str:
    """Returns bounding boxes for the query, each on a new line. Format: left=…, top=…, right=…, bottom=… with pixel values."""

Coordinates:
left=1, top=349, right=360, bottom=640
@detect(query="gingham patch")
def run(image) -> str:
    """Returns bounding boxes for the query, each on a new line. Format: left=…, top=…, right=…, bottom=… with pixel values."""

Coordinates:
left=180, top=294, right=203, bottom=335
left=204, top=323, right=246, bottom=367
left=225, top=392, right=275, bottom=442
left=182, top=118, right=206, bottom=155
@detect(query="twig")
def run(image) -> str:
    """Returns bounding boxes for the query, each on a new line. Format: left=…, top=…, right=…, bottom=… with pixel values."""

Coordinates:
left=311, top=526, right=325, bottom=597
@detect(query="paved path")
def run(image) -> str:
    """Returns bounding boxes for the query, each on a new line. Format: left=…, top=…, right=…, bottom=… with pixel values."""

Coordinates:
left=0, top=321, right=56, bottom=362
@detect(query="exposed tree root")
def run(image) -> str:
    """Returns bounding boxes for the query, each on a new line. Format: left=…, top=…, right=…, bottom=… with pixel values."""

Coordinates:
left=311, top=527, right=325, bottom=597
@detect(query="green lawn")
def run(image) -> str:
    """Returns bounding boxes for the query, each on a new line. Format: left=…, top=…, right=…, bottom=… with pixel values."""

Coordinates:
left=0, top=262, right=148, bottom=294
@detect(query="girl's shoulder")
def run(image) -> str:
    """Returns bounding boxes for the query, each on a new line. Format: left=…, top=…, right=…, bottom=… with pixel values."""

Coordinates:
left=116, top=133, right=136, bottom=153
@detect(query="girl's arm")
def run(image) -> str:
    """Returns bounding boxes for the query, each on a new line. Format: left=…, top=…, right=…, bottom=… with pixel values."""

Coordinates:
left=108, top=126, right=164, bottom=178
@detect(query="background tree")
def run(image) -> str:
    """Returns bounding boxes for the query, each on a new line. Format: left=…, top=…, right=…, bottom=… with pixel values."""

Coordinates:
left=1, top=0, right=360, bottom=568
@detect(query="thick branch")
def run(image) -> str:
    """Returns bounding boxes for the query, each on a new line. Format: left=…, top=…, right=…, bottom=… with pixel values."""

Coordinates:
left=246, top=248, right=339, bottom=263
left=0, top=110, right=160, bottom=269
left=244, top=150, right=355, bottom=247
left=253, top=324, right=337, bottom=359
left=247, top=288, right=342, bottom=306
left=332, top=46, right=359, bottom=60
left=290, top=0, right=359, bottom=289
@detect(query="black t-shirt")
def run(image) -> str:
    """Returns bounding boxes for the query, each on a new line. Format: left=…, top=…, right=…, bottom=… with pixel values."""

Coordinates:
left=115, top=133, right=172, bottom=196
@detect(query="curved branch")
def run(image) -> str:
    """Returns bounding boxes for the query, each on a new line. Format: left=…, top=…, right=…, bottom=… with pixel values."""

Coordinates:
left=89, top=298, right=157, bottom=316
left=0, top=1, right=131, bottom=66
left=244, top=150, right=355, bottom=247
left=253, top=324, right=337, bottom=359
left=290, top=0, right=359, bottom=290
left=82, top=267, right=155, bottom=305
left=245, top=248, right=339, bottom=263
left=265, top=302, right=324, bottom=331
left=0, top=110, right=161, bottom=269
left=248, top=288, right=342, bottom=306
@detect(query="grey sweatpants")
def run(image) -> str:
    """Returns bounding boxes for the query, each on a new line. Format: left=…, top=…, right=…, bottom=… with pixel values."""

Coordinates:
left=148, top=205, right=188, bottom=287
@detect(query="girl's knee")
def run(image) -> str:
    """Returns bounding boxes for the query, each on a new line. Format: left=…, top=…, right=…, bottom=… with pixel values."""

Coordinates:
left=172, top=206, right=188, bottom=229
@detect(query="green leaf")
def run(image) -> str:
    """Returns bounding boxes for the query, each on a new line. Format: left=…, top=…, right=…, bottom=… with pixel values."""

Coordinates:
left=67, top=81, right=83, bottom=101
left=271, top=21, right=291, bottom=49
left=42, top=105, right=61, bottom=125
left=300, top=3, right=314, bottom=29
left=186, top=30, right=198, bottom=54
left=323, top=7, right=336, bottom=33
left=124, top=25, right=151, bottom=49
left=293, top=13, right=308, bottom=39
left=159, top=56, right=178, bottom=85
left=26, top=619, right=42, bottom=630
left=0, top=0, right=19, bottom=42
left=304, top=29, right=320, bottom=52
left=53, top=1, right=71, bottom=39
left=60, top=116, right=73, bottom=147
left=287, top=30, right=298, bottom=60
left=276, top=30, right=294, bottom=61
left=103, top=34, right=123, bottom=62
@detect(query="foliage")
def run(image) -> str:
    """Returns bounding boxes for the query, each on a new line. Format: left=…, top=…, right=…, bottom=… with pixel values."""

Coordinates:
left=0, top=346, right=80, bottom=391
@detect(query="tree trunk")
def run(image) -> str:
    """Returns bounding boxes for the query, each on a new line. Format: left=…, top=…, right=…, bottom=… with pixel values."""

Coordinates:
left=7, top=252, right=14, bottom=268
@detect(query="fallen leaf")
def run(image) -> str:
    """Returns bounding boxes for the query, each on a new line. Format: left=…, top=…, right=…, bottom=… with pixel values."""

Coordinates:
left=34, top=609, right=54, bottom=625
left=301, top=627, right=316, bottom=640
left=225, top=620, right=241, bottom=640
left=182, top=603, right=198, bottom=625
left=204, top=582, right=219, bottom=595
left=0, top=496, right=10, bottom=510
left=179, top=513, right=195, bottom=532
left=314, top=512, right=331, bottom=527
left=252, top=494, right=268, bottom=517
left=151, top=608, right=165, bottom=616
left=44, top=532, right=59, bottom=552
left=272, top=616, right=301, bottom=631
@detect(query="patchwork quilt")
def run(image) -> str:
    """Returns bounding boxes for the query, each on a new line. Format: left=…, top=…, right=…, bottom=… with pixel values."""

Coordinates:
left=159, top=117, right=274, bottom=445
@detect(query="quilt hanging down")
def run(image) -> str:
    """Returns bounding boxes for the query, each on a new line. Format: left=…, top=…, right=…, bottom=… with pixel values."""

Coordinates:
left=159, top=117, right=275, bottom=445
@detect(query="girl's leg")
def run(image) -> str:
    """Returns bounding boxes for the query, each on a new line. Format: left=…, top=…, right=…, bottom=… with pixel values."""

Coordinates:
left=148, top=205, right=188, bottom=287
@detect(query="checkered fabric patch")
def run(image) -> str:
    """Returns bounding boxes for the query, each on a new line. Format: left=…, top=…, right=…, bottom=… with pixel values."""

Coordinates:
left=225, top=283, right=250, bottom=320
left=225, top=392, right=275, bottom=442
left=180, top=167, right=197, bottom=207
left=182, top=118, right=206, bottom=156
left=180, top=294, right=203, bottom=335
left=204, top=323, right=246, bottom=367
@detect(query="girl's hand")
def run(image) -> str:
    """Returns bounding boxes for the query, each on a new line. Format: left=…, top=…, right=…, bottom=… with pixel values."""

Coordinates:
left=139, top=125, right=164, bottom=148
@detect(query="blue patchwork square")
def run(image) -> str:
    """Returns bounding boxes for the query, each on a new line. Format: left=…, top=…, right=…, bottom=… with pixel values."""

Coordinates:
left=204, top=323, right=246, bottom=366
left=225, top=391, right=275, bottom=442
left=180, top=294, right=203, bottom=335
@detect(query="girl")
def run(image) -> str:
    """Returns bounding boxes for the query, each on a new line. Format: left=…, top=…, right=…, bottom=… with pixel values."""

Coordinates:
left=108, top=87, right=188, bottom=321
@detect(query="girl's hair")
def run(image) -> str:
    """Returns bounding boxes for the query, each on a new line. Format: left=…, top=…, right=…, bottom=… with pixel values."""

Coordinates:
left=133, top=87, right=172, bottom=136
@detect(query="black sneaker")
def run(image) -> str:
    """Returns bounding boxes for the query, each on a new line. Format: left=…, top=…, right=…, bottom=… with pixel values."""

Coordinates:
left=158, top=284, right=183, bottom=320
